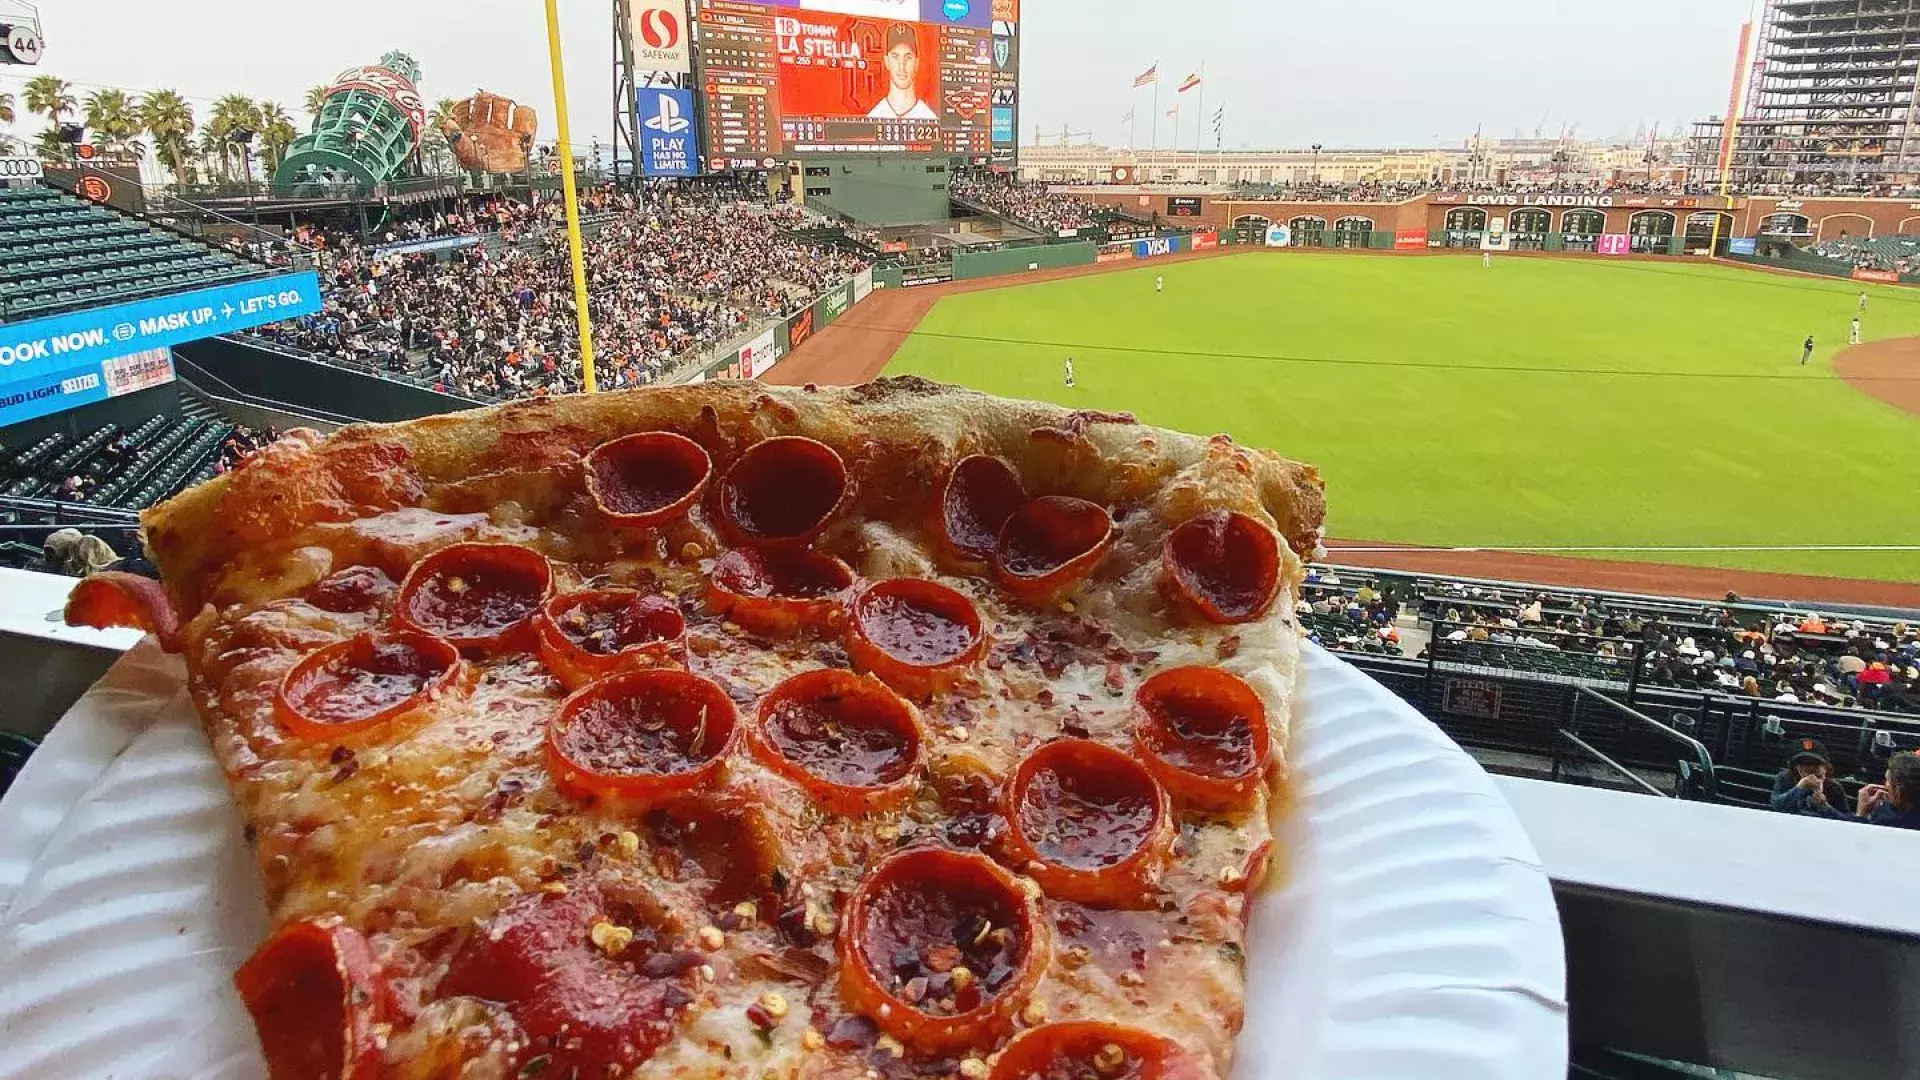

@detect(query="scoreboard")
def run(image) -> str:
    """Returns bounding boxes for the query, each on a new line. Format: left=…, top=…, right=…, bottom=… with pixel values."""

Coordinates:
left=691, top=0, right=1019, bottom=169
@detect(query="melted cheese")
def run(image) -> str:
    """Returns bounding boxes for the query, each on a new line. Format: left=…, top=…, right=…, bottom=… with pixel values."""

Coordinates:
left=183, top=474, right=1302, bottom=1080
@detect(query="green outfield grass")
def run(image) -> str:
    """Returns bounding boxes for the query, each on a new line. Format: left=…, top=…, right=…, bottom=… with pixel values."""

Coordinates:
left=882, top=252, right=1920, bottom=583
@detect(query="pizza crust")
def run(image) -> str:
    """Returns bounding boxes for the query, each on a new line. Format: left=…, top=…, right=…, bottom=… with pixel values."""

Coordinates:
left=126, top=377, right=1326, bottom=1080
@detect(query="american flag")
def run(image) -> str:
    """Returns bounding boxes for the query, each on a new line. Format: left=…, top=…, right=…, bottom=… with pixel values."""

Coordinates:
left=1178, top=71, right=1202, bottom=93
left=1133, top=64, right=1158, bottom=87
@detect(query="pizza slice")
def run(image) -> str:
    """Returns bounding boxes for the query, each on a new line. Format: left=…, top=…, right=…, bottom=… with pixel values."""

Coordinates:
left=66, top=377, right=1325, bottom=1080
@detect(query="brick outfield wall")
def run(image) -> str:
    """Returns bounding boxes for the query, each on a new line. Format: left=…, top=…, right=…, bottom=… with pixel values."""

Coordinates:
left=1084, top=191, right=1920, bottom=242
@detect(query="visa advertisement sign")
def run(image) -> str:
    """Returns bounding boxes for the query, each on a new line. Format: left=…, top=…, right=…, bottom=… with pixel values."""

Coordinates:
left=1132, top=237, right=1174, bottom=259
left=0, top=273, right=321, bottom=399
left=637, top=87, right=699, bottom=176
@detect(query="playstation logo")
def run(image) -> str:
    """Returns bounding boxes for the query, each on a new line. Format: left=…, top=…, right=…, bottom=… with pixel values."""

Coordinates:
left=644, top=94, right=690, bottom=134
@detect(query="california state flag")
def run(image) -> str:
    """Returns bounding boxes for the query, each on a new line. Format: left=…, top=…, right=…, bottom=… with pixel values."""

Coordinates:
left=1177, top=71, right=1202, bottom=93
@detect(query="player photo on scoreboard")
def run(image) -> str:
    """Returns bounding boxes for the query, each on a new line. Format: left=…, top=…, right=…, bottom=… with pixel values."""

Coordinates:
left=774, top=14, right=940, bottom=123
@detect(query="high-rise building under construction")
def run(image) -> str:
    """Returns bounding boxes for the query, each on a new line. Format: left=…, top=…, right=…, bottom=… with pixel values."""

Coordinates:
left=1691, top=1, right=1920, bottom=192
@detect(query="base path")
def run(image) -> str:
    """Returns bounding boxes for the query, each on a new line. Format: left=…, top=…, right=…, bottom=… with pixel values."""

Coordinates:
left=1326, top=540, right=1920, bottom=608
left=1834, top=335, right=1920, bottom=416
left=764, top=248, right=1237, bottom=387
left=764, top=250, right=1917, bottom=607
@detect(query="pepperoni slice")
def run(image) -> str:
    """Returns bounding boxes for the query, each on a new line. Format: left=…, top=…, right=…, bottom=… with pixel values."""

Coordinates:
left=1000, top=739, right=1173, bottom=908
left=642, top=795, right=782, bottom=907
left=307, top=565, right=397, bottom=614
left=275, top=630, right=462, bottom=740
left=936, top=455, right=1025, bottom=564
left=394, top=542, right=553, bottom=653
left=839, top=847, right=1050, bottom=1054
left=1132, top=667, right=1273, bottom=811
left=716, top=436, right=847, bottom=545
left=535, top=589, right=686, bottom=690
left=707, top=546, right=855, bottom=637
left=584, top=431, right=713, bottom=528
left=442, top=884, right=692, bottom=1078
left=846, top=578, right=986, bottom=700
left=1161, top=510, right=1282, bottom=624
left=64, top=571, right=182, bottom=651
left=547, top=669, right=739, bottom=807
left=234, top=920, right=386, bottom=1080
left=989, top=1021, right=1210, bottom=1080
left=993, top=496, right=1115, bottom=604
left=749, top=669, right=925, bottom=815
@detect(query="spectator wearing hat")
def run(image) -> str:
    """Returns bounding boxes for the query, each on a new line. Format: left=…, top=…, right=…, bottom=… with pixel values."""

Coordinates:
left=1770, top=739, right=1850, bottom=817
left=1856, top=751, right=1920, bottom=830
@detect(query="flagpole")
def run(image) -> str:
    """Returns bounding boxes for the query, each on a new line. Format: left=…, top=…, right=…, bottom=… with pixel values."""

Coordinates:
left=1150, top=60, right=1160, bottom=180
left=1195, top=62, right=1205, bottom=157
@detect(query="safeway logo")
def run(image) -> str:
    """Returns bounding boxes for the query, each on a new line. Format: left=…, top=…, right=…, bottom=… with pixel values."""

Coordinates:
left=639, top=7, right=680, bottom=49
left=644, top=93, right=690, bottom=134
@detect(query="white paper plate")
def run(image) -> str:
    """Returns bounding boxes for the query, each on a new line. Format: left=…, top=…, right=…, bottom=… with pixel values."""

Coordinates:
left=0, top=641, right=1566, bottom=1080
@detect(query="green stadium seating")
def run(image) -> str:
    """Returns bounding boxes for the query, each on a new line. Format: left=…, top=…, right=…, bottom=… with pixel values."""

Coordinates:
left=0, top=183, right=272, bottom=322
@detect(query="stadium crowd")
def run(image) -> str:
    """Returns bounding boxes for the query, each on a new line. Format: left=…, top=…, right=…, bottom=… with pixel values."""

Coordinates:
left=1422, top=579, right=1920, bottom=715
left=251, top=186, right=867, bottom=400
left=951, top=171, right=1100, bottom=232
left=1807, top=234, right=1920, bottom=275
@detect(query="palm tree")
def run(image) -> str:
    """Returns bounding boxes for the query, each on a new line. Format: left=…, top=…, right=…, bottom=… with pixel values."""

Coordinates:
left=209, top=94, right=265, bottom=182
left=83, top=88, right=143, bottom=154
left=0, top=92, right=14, bottom=126
left=139, top=89, right=196, bottom=184
left=32, top=127, right=66, bottom=165
left=195, top=127, right=225, bottom=180
left=24, top=75, right=75, bottom=125
left=258, top=102, right=297, bottom=173
left=23, top=75, right=77, bottom=162
left=304, top=85, right=329, bottom=121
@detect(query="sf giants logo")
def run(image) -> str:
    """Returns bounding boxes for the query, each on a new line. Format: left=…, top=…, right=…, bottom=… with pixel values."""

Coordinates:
left=638, top=6, right=680, bottom=49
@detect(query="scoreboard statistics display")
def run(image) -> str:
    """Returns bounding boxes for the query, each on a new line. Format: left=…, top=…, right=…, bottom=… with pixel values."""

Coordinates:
left=693, top=0, right=1019, bottom=168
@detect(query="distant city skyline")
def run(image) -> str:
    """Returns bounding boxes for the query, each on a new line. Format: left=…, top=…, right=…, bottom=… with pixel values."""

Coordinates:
left=0, top=0, right=1754, bottom=153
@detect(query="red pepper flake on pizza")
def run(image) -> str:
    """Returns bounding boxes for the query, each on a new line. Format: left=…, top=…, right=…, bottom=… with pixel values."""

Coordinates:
left=67, top=378, right=1325, bottom=1080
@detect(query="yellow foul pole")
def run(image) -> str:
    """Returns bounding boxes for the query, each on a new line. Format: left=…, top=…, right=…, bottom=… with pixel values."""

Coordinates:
left=544, top=0, right=599, bottom=394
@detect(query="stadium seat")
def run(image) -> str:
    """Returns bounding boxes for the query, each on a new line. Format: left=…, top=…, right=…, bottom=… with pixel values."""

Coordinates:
left=0, top=183, right=273, bottom=323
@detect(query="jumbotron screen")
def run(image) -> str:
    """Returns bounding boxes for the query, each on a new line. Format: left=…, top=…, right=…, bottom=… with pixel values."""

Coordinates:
left=693, top=0, right=1019, bottom=168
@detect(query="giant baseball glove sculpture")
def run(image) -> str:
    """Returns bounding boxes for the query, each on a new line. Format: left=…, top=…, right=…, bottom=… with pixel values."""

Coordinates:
left=440, top=91, right=539, bottom=174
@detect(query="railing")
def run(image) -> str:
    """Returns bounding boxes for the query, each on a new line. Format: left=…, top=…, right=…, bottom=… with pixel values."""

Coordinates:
left=1554, top=686, right=1718, bottom=799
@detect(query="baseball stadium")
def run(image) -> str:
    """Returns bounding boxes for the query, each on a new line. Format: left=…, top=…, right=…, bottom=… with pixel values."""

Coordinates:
left=0, top=0, right=1917, bottom=1078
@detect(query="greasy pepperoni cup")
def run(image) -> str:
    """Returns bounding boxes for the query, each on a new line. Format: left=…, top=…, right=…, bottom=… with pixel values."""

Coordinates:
left=275, top=630, right=462, bottom=740
left=64, top=570, right=182, bottom=651
left=937, top=454, right=1025, bottom=564
left=1001, top=739, right=1173, bottom=908
left=442, top=885, right=691, bottom=1078
left=707, top=546, right=855, bottom=637
left=989, top=1021, right=1209, bottom=1080
left=993, top=496, right=1115, bottom=604
left=846, top=578, right=986, bottom=700
left=394, top=542, right=554, bottom=653
left=535, top=589, right=686, bottom=690
left=547, top=669, right=739, bottom=807
left=839, top=847, right=1050, bottom=1054
left=749, top=669, right=925, bottom=815
left=584, top=431, right=713, bottom=528
left=716, top=436, right=848, bottom=545
left=235, top=920, right=387, bottom=1080
left=1132, top=667, right=1273, bottom=811
left=1161, top=510, right=1282, bottom=624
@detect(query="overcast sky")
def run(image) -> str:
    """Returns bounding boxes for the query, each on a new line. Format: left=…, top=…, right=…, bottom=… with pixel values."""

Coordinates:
left=1, top=0, right=1752, bottom=152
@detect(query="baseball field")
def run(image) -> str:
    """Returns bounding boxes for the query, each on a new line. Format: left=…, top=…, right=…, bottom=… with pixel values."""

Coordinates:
left=873, top=252, right=1920, bottom=588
